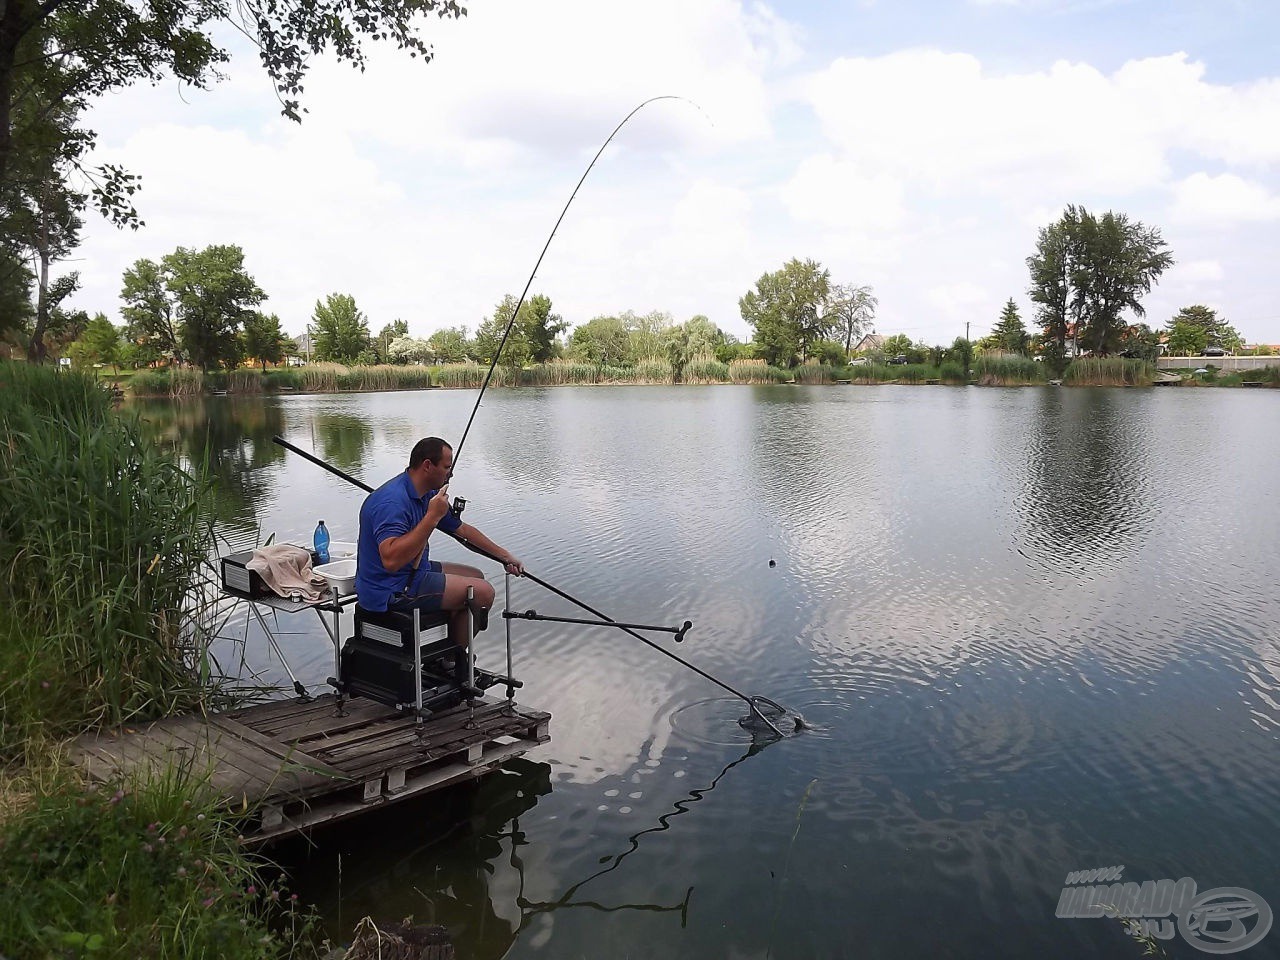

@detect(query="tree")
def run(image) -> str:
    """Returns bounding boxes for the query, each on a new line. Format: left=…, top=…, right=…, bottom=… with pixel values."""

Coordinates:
left=1118, top=323, right=1162, bottom=361
left=569, top=315, right=629, bottom=364
left=881, top=333, right=914, bottom=358
left=739, top=258, right=833, bottom=367
left=387, top=336, right=434, bottom=364
left=311, top=293, right=370, bottom=364
left=827, top=283, right=878, bottom=356
left=242, top=312, right=289, bottom=370
left=950, top=336, right=974, bottom=378
left=428, top=326, right=471, bottom=363
left=1166, top=304, right=1242, bottom=352
left=0, top=0, right=466, bottom=192
left=166, top=245, right=264, bottom=370
left=623, top=309, right=674, bottom=362
left=476, top=293, right=566, bottom=368
left=121, top=258, right=182, bottom=364
left=374, top=319, right=409, bottom=362
left=68, top=312, right=120, bottom=371
left=1027, top=205, right=1173, bottom=357
left=1165, top=319, right=1208, bottom=357
left=992, top=298, right=1028, bottom=354
left=663, top=314, right=730, bottom=377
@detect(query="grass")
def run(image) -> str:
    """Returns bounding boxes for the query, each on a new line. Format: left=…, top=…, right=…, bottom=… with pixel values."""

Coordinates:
left=974, top=355, right=1045, bottom=386
left=0, top=762, right=318, bottom=959
left=794, top=362, right=833, bottom=384
left=684, top=354, right=730, bottom=384
left=0, top=362, right=240, bottom=765
left=1063, top=357, right=1155, bottom=386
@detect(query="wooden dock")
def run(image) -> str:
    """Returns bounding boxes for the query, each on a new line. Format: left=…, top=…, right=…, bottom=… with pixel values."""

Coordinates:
left=70, top=695, right=550, bottom=841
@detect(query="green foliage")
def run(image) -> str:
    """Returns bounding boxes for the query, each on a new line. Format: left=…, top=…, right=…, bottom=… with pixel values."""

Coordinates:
left=168, top=245, right=264, bottom=371
left=569, top=315, right=629, bottom=364
left=476, top=293, right=565, bottom=368
left=633, top=357, right=675, bottom=384
left=794, top=363, right=833, bottom=384
left=127, top=369, right=171, bottom=396
left=1118, top=322, right=1163, bottom=361
left=0, top=363, right=239, bottom=762
left=624, top=309, right=675, bottom=363
left=0, top=766, right=315, bottom=958
left=1166, top=304, right=1242, bottom=352
left=374, top=318, right=408, bottom=362
left=809, top=340, right=847, bottom=366
left=880, top=333, right=914, bottom=358
left=1063, top=357, right=1155, bottom=386
left=992, top=298, right=1028, bottom=354
left=387, top=335, right=434, bottom=364
left=434, top=362, right=487, bottom=389
left=938, top=360, right=966, bottom=383
left=67, top=313, right=121, bottom=371
left=311, top=292, right=370, bottom=364
left=427, top=325, right=471, bottom=363
left=1027, top=205, right=1173, bottom=356
left=1165, top=320, right=1207, bottom=356
left=949, top=336, right=974, bottom=376
left=739, top=258, right=832, bottom=366
left=1040, top=339, right=1068, bottom=377
left=240, top=312, right=288, bottom=370
left=120, top=258, right=181, bottom=364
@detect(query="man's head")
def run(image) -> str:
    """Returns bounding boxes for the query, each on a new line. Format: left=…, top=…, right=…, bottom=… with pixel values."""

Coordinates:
left=409, top=437, right=453, bottom=491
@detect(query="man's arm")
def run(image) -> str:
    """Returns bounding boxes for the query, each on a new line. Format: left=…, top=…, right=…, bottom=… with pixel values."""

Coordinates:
left=378, top=487, right=451, bottom=572
left=454, top=522, right=524, bottom=575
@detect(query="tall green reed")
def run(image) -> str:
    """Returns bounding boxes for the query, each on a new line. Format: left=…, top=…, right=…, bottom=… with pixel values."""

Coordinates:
left=0, top=363, right=236, bottom=763
left=1063, top=357, right=1154, bottom=386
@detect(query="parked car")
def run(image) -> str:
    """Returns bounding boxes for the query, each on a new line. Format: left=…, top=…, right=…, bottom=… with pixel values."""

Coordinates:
left=849, top=357, right=870, bottom=367
left=1203, top=346, right=1227, bottom=357
left=887, top=355, right=909, bottom=365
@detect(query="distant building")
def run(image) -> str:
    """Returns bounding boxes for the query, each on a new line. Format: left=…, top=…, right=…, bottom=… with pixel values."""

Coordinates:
left=851, top=333, right=886, bottom=354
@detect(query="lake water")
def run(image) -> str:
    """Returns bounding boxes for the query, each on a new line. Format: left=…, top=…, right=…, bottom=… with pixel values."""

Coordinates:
left=139, top=384, right=1280, bottom=959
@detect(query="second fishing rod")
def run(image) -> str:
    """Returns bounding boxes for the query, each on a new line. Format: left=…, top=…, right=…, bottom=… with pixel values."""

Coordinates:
left=270, top=434, right=783, bottom=734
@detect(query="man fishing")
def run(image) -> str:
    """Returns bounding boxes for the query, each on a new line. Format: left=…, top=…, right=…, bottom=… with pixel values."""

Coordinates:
left=356, top=436, right=524, bottom=649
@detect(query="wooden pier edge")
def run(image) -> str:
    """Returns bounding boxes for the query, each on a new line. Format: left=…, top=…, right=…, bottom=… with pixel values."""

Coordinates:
left=70, top=693, right=551, bottom=842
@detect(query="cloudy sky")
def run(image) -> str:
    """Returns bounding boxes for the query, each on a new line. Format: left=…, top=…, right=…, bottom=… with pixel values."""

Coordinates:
left=70, top=0, right=1280, bottom=346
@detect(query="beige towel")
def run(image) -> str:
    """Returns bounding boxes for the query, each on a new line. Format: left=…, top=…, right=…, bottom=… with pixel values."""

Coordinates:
left=246, top=544, right=326, bottom=602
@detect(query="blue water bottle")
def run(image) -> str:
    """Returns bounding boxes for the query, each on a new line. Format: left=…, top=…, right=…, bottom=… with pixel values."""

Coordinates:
left=314, top=520, right=330, bottom=565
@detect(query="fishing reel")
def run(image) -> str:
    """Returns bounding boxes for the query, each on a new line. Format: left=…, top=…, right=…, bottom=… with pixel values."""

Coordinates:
left=450, top=496, right=467, bottom=519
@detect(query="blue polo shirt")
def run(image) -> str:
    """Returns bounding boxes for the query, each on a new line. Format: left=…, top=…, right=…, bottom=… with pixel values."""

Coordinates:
left=356, top=471, right=462, bottom=611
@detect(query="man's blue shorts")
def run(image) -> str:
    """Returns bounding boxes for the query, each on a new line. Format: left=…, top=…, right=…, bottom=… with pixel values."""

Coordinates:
left=390, top=560, right=447, bottom=612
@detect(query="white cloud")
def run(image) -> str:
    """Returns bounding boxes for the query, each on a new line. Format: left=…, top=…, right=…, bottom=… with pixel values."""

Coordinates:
left=1170, top=173, right=1280, bottom=226
left=781, top=154, right=906, bottom=231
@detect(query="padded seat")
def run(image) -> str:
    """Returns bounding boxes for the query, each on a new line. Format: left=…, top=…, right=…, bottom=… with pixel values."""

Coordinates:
left=354, top=604, right=452, bottom=656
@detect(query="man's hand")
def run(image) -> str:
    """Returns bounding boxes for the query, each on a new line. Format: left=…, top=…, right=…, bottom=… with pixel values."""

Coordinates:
left=502, top=555, right=525, bottom=576
left=426, top=484, right=451, bottom=523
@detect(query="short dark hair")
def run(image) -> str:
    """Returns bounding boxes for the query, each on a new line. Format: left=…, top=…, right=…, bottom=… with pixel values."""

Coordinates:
left=409, top=437, right=451, bottom=470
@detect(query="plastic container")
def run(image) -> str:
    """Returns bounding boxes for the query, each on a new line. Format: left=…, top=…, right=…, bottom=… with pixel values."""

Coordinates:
left=314, top=558, right=356, bottom=596
left=314, top=520, right=330, bottom=565
left=327, top=540, right=357, bottom=560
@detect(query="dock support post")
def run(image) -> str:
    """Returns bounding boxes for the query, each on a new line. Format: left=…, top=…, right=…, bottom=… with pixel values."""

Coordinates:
left=413, top=606, right=423, bottom=727
left=504, top=573, right=514, bottom=702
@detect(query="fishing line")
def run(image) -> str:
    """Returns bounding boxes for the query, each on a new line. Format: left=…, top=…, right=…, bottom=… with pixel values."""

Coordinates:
left=451, top=94, right=704, bottom=471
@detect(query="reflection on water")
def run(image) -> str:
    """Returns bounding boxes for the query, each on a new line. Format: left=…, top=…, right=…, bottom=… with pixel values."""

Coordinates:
left=153, top=386, right=1280, bottom=958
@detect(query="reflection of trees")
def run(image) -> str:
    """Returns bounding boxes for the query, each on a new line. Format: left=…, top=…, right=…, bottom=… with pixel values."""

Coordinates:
left=1018, top=389, right=1153, bottom=575
left=313, top=413, right=373, bottom=472
left=131, top=398, right=286, bottom=534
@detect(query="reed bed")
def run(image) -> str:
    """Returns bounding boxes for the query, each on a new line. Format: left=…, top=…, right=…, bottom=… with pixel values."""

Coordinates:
left=939, top=361, right=967, bottom=384
left=128, top=369, right=171, bottom=396
left=794, top=363, right=834, bottom=384
left=684, top=354, right=730, bottom=384
left=520, top=361, right=601, bottom=386
left=974, top=355, right=1045, bottom=386
left=893, top=363, right=942, bottom=384
left=633, top=358, right=675, bottom=384
left=0, top=362, right=238, bottom=764
left=729, top=358, right=788, bottom=384
left=433, top=362, right=486, bottom=389
left=169, top=367, right=205, bottom=397
left=1063, top=357, right=1154, bottom=386
left=337, top=364, right=434, bottom=392
left=226, top=368, right=263, bottom=394
left=297, top=361, right=347, bottom=393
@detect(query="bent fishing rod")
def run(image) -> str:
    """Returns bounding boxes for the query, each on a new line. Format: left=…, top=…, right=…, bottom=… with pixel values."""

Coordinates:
left=450, top=94, right=694, bottom=471
left=271, top=434, right=786, bottom=736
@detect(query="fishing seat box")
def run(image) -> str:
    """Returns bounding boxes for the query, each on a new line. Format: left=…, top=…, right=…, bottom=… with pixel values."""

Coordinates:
left=340, top=606, right=459, bottom=708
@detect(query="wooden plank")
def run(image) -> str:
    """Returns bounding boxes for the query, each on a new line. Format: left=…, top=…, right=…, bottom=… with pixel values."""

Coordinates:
left=314, top=703, right=517, bottom=765
left=206, top=716, right=348, bottom=778
left=264, top=700, right=399, bottom=743
left=248, top=740, right=533, bottom=842
left=330, top=719, right=539, bottom=780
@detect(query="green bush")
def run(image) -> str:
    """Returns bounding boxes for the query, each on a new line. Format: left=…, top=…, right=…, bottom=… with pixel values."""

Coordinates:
left=0, top=362, right=235, bottom=763
left=0, top=766, right=315, bottom=959
left=939, top=361, right=966, bottom=384
left=262, top=369, right=302, bottom=391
